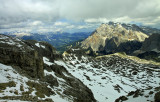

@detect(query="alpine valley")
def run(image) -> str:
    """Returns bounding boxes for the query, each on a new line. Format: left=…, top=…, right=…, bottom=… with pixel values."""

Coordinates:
left=0, top=22, right=160, bottom=102
left=2, top=32, right=91, bottom=53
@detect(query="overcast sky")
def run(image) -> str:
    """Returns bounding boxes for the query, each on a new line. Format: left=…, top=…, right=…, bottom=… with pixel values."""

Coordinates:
left=0, top=0, right=160, bottom=33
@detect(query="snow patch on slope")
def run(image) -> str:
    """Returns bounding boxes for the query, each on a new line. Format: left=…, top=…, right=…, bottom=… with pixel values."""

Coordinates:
left=44, top=69, right=73, bottom=101
left=43, top=57, right=54, bottom=66
left=0, top=63, right=71, bottom=102
left=35, top=43, right=45, bottom=48
left=0, top=63, right=29, bottom=97
left=0, top=34, right=26, bottom=48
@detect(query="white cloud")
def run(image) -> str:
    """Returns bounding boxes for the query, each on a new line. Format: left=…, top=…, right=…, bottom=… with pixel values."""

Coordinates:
left=77, top=26, right=87, bottom=29
left=36, top=27, right=62, bottom=33
left=55, top=28, right=62, bottom=32
left=54, top=22, right=69, bottom=26
left=111, top=16, right=132, bottom=23
left=30, top=21, right=43, bottom=26
left=66, top=25, right=75, bottom=29
left=77, top=24, right=97, bottom=29
left=85, top=18, right=109, bottom=23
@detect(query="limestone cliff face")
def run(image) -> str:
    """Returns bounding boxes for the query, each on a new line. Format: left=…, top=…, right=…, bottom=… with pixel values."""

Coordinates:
left=81, top=22, right=148, bottom=54
left=0, top=35, right=43, bottom=78
left=0, top=48, right=43, bottom=78
left=0, top=35, right=61, bottom=79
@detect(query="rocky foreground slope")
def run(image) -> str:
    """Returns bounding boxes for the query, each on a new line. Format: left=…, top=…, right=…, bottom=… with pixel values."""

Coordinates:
left=81, top=22, right=149, bottom=55
left=0, top=34, right=96, bottom=102
left=62, top=49, right=160, bottom=102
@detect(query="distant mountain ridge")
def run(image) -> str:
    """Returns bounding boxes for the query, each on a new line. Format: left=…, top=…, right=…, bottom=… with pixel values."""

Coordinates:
left=2, top=32, right=91, bottom=53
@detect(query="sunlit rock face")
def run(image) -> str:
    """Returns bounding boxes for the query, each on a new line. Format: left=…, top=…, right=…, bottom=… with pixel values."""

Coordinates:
left=81, top=22, right=148, bottom=54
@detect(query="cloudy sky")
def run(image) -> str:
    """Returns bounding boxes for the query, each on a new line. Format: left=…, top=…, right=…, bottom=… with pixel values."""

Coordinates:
left=0, top=0, right=160, bottom=33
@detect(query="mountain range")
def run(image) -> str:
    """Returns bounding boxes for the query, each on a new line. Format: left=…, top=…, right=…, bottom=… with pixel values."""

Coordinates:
left=2, top=22, right=160, bottom=54
left=0, top=22, right=160, bottom=102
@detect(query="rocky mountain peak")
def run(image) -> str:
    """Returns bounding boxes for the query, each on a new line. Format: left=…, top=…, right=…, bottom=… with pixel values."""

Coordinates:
left=81, top=22, right=148, bottom=55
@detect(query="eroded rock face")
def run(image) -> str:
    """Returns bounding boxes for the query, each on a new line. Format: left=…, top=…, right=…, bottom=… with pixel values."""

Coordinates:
left=0, top=35, right=44, bottom=79
left=81, top=22, right=148, bottom=55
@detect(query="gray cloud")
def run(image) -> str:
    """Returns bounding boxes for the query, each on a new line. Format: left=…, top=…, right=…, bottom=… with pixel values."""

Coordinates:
left=0, top=0, right=160, bottom=32
left=58, top=0, right=160, bottom=20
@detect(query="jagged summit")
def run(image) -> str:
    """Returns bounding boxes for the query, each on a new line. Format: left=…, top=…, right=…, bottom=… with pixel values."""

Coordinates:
left=81, top=22, right=148, bottom=55
left=108, top=21, right=144, bottom=32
